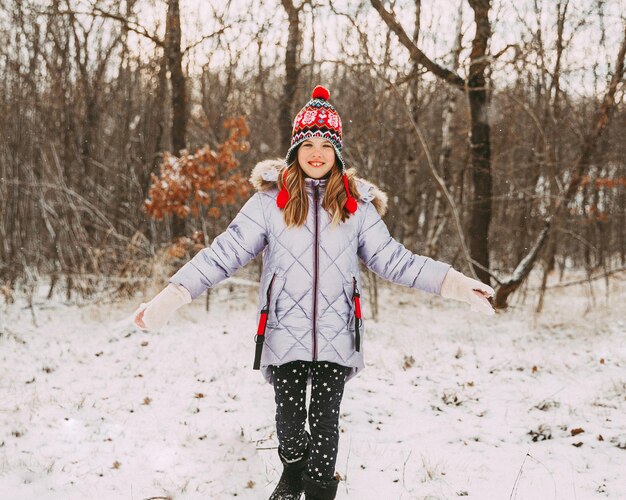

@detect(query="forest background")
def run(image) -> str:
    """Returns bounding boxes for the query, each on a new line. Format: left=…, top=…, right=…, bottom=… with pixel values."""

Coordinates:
left=0, top=0, right=624, bottom=312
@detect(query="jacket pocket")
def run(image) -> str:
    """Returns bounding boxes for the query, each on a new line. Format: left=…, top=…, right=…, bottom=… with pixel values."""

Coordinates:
left=253, top=273, right=284, bottom=370
left=343, top=277, right=363, bottom=352
left=266, top=274, right=286, bottom=327
left=343, top=281, right=356, bottom=330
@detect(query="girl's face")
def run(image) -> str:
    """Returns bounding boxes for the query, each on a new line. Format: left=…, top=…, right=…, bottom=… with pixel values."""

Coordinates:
left=297, top=137, right=336, bottom=179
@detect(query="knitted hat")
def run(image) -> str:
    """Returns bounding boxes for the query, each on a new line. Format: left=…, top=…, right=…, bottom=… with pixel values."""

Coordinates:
left=280, top=85, right=357, bottom=214
left=285, top=85, right=345, bottom=172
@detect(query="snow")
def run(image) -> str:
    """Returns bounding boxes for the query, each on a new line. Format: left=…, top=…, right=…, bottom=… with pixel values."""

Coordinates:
left=0, top=273, right=624, bottom=499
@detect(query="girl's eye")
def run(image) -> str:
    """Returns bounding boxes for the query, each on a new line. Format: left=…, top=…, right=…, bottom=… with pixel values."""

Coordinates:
left=323, top=144, right=332, bottom=148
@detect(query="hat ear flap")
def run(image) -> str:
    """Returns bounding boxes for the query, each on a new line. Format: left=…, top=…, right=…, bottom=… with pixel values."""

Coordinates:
left=342, top=174, right=358, bottom=214
left=276, top=168, right=290, bottom=209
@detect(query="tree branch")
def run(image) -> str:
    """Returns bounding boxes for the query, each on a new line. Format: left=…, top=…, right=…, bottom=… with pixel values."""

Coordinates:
left=39, top=7, right=164, bottom=47
left=368, top=0, right=465, bottom=89
left=182, top=24, right=233, bottom=54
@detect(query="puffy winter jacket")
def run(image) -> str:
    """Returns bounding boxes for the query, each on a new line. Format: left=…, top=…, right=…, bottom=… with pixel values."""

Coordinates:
left=169, top=159, right=451, bottom=383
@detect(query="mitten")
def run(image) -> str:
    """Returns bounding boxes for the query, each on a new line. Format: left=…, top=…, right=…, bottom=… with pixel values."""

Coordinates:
left=440, top=268, right=495, bottom=316
left=134, top=283, right=192, bottom=331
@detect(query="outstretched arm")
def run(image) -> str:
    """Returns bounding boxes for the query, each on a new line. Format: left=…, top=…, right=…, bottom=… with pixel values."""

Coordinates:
left=357, top=203, right=494, bottom=315
left=134, top=193, right=268, bottom=331
left=357, top=203, right=451, bottom=294
left=169, top=192, right=268, bottom=299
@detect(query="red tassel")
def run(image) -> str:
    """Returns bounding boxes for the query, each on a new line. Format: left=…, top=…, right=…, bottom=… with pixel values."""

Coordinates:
left=342, top=174, right=358, bottom=214
left=276, top=169, right=290, bottom=209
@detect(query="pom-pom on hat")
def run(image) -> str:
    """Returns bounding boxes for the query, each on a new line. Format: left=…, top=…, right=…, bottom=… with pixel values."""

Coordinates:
left=285, top=85, right=345, bottom=172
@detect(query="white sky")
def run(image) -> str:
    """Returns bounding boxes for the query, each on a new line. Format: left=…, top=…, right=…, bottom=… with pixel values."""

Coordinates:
left=14, top=0, right=626, bottom=95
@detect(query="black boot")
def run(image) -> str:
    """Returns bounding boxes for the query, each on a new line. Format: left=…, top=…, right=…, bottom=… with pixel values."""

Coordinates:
left=302, top=472, right=339, bottom=500
left=269, top=444, right=309, bottom=500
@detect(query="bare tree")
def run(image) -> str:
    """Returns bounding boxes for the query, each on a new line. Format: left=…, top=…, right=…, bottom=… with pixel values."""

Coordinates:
left=279, top=0, right=305, bottom=152
left=165, top=0, right=187, bottom=156
left=425, top=0, right=464, bottom=257
left=493, top=21, right=626, bottom=308
left=369, top=0, right=495, bottom=284
left=0, top=0, right=624, bottom=309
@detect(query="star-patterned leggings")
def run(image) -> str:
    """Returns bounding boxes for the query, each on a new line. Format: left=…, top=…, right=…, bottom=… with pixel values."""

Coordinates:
left=270, top=360, right=351, bottom=482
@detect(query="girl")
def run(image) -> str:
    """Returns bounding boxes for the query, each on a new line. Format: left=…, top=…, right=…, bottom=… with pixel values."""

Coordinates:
left=134, top=86, right=494, bottom=500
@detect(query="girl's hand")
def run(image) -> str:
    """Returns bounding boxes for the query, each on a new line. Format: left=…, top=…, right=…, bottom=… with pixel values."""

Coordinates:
left=440, top=268, right=495, bottom=316
left=132, top=284, right=192, bottom=332
left=134, top=306, right=149, bottom=331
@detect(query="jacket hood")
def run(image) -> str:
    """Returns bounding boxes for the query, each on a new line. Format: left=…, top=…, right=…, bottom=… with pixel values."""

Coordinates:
left=249, top=158, right=388, bottom=217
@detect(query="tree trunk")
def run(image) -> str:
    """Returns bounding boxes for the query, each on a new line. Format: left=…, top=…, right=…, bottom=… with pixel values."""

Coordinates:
left=426, top=0, right=463, bottom=257
left=400, top=0, right=421, bottom=248
left=535, top=0, right=569, bottom=312
left=165, top=0, right=187, bottom=237
left=279, top=0, right=301, bottom=153
left=615, top=170, right=626, bottom=267
left=466, top=0, right=493, bottom=285
left=166, top=0, right=186, bottom=154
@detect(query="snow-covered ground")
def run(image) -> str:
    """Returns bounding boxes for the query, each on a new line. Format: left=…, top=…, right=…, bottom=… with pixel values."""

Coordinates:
left=0, top=272, right=624, bottom=500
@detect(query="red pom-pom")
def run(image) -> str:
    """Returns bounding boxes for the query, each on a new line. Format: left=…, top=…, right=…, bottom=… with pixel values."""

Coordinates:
left=341, top=173, right=357, bottom=213
left=277, top=188, right=289, bottom=208
left=276, top=169, right=290, bottom=209
left=345, top=196, right=358, bottom=214
left=312, top=85, right=330, bottom=101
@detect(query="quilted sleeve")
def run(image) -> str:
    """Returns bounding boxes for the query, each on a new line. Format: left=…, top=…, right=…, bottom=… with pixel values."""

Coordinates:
left=169, top=193, right=268, bottom=299
left=357, top=202, right=451, bottom=294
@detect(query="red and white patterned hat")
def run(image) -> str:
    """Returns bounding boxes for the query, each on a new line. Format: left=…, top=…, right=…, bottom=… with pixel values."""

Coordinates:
left=285, top=85, right=345, bottom=172
left=279, top=86, right=357, bottom=214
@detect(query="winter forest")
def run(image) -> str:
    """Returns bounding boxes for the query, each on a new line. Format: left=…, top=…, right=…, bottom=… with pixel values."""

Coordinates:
left=1, top=0, right=625, bottom=499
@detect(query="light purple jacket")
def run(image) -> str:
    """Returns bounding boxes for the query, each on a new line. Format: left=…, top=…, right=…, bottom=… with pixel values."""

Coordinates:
left=170, top=159, right=451, bottom=383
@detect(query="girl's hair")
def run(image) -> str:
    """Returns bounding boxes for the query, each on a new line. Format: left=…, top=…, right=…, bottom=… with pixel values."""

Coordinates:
left=278, top=160, right=360, bottom=227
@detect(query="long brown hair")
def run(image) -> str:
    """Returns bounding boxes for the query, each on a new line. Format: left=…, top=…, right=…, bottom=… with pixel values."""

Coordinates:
left=278, top=160, right=360, bottom=228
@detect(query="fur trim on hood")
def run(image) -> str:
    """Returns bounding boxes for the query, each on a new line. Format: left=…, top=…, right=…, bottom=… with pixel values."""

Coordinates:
left=249, top=159, right=388, bottom=217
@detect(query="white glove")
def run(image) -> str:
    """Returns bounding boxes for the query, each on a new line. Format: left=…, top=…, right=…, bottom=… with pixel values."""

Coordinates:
left=133, top=283, right=192, bottom=331
left=440, top=268, right=495, bottom=316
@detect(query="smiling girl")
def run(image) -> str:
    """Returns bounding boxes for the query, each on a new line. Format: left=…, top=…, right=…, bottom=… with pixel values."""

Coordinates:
left=134, top=86, right=494, bottom=500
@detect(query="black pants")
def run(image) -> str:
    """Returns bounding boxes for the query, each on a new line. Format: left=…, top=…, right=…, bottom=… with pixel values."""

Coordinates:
left=271, top=360, right=351, bottom=482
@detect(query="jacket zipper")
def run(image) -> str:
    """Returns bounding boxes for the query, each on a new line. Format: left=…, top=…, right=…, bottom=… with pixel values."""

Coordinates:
left=312, top=184, right=320, bottom=361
